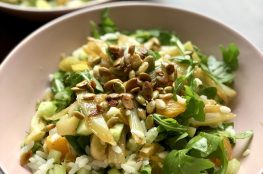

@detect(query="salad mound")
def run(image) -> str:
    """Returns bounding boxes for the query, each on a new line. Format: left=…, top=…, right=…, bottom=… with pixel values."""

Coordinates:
left=20, top=9, right=253, bottom=174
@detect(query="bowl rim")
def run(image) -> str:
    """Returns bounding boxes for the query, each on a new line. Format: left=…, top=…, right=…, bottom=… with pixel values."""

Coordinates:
left=0, top=0, right=111, bottom=13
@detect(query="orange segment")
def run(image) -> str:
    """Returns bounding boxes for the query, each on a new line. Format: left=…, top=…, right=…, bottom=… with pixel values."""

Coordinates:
left=224, top=137, right=233, bottom=160
left=45, top=135, right=70, bottom=158
left=156, top=99, right=186, bottom=118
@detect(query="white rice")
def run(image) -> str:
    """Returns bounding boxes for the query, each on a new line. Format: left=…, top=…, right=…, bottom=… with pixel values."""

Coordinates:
left=68, top=155, right=92, bottom=174
left=50, top=133, right=61, bottom=142
left=49, top=127, right=57, bottom=136
left=220, top=106, right=231, bottom=113
left=36, top=151, right=47, bottom=159
left=48, top=74, right=54, bottom=81
left=194, top=78, right=203, bottom=86
left=112, top=145, right=122, bottom=154
left=100, top=32, right=120, bottom=41
left=242, top=149, right=251, bottom=157
left=142, top=159, right=150, bottom=165
left=121, top=154, right=142, bottom=174
left=28, top=151, right=52, bottom=174
left=35, top=158, right=54, bottom=174
left=176, top=95, right=186, bottom=105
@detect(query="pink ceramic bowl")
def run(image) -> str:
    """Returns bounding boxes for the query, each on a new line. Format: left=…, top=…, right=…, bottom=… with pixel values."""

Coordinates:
left=0, top=2, right=263, bottom=173
left=0, top=0, right=111, bottom=20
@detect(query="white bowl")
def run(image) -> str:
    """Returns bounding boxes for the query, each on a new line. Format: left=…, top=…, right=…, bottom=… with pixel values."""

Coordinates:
left=0, top=2, right=263, bottom=173
left=0, top=0, right=111, bottom=20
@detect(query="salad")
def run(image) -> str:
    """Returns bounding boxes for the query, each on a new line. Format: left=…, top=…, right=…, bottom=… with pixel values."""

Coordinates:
left=0, top=0, right=92, bottom=9
left=20, top=9, right=253, bottom=174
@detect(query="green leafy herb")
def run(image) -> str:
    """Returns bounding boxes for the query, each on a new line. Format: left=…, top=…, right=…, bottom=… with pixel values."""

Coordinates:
left=90, top=21, right=100, bottom=39
left=51, top=71, right=65, bottom=93
left=165, top=132, right=188, bottom=150
left=54, top=88, right=74, bottom=111
left=134, top=29, right=178, bottom=45
left=188, top=132, right=229, bottom=173
left=158, top=31, right=176, bottom=45
left=207, top=56, right=235, bottom=84
left=200, top=87, right=217, bottom=99
left=163, top=149, right=214, bottom=174
left=31, top=142, right=42, bottom=153
left=80, top=71, right=104, bottom=93
left=164, top=132, right=230, bottom=174
left=182, top=86, right=205, bottom=121
left=221, top=43, right=239, bottom=72
left=148, top=50, right=161, bottom=60
left=100, top=9, right=117, bottom=34
left=174, top=55, right=192, bottom=64
left=65, top=136, right=90, bottom=155
left=173, top=66, right=194, bottom=96
left=133, top=29, right=159, bottom=43
left=90, top=9, right=117, bottom=38
left=153, top=114, right=188, bottom=133
left=63, top=72, right=85, bottom=88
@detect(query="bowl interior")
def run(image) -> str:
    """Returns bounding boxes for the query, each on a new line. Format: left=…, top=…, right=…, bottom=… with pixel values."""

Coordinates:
left=0, top=2, right=263, bottom=173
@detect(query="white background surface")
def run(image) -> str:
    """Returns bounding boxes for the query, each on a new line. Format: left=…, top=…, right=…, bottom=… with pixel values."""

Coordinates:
left=153, top=0, right=263, bottom=51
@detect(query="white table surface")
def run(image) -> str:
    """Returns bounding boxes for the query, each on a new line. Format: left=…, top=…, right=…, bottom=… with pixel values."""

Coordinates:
left=153, top=0, right=263, bottom=51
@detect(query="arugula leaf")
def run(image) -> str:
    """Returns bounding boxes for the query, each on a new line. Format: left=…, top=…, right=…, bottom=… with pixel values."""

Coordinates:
left=80, top=71, right=104, bottom=93
left=90, top=9, right=117, bottom=38
left=163, top=149, right=214, bottom=174
left=221, top=43, right=239, bottom=72
left=184, top=98, right=205, bottom=121
left=189, top=132, right=229, bottom=174
left=165, top=133, right=188, bottom=150
left=153, top=114, right=188, bottom=133
left=187, top=133, right=221, bottom=158
left=31, top=142, right=42, bottom=153
left=133, top=29, right=159, bottom=43
left=199, top=43, right=240, bottom=86
left=148, top=50, right=161, bottom=60
left=53, top=88, right=73, bottom=110
left=174, top=55, right=192, bottom=64
left=65, top=136, right=90, bottom=155
left=100, top=8, right=117, bottom=34
left=199, top=87, right=217, bottom=99
left=90, top=21, right=100, bottom=39
left=134, top=29, right=178, bottom=45
left=51, top=71, right=65, bottom=93
left=194, top=46, right=208, bottom=65
left=163, top=132, right=231, bottom=174
left=50, top=70, right=103, bottom=111
left=158, top=31, right=176, bottom=45
left=182, top=86, right=205, bottom=121
left=173, top=66, right=194, bottom=96
left=63, top=72, right=85, bottom=88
